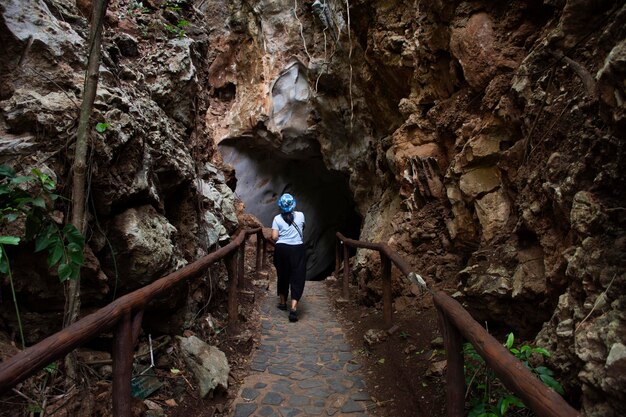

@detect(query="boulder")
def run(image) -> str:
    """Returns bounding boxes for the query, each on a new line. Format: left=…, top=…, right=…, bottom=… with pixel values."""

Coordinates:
left=426, top=360, right=447, bottom=376
left=177, top=335, right=230, bottom=398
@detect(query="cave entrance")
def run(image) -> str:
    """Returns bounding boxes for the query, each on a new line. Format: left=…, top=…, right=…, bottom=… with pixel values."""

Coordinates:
left=218, top=141, right=361, bottom=280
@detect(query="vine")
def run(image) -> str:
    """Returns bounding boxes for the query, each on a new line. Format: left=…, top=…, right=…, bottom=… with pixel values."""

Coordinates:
left=293, top=0, right=313, bottom=62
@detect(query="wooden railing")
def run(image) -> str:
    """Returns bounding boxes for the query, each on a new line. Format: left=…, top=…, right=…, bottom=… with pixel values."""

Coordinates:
left=335, top=232, right=581, bottom=417
left=0, top=227, right=269, bottom=417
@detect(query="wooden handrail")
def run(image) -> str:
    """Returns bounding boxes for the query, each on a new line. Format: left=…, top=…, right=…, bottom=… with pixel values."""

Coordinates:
left=433, top=292, right=578, bottom=417
left=0, top=227, right=267, bottom=416
left=335, top=232, right=580, bottom=417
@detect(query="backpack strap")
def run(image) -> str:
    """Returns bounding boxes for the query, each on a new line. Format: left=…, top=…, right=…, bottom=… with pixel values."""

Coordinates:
left=292, top=222, right=303, bottom=239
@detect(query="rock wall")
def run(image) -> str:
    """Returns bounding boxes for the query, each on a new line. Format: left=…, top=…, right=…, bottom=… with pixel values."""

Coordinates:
left=195, top=0, right=625, bottom=415
left=0, top=0, right=624, bottom=414
left=0, top=0, right=240, bottom=337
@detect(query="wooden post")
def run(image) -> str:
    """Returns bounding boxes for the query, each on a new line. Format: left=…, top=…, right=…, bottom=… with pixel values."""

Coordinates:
left=130, top=310, right=144, bottom=347
left=237, top=239, right=246, bottom=290
left=335, top=239, right=341, bottom=279
left=436, top=305, right=465, bottom=417
left=380, top=253, right=393, bottom=328
left=226, top=252, right=238, bottom=322
left=342, top=243, right=350, bottom=299
left=255, top=232, right=262, bottom=280
left=112, top=312, right=133, bottom=417
left=262, top=239, right=267, bottom=269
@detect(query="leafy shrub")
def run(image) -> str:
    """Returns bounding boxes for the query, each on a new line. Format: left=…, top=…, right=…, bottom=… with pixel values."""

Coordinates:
left=0, top=165, right=85, bottom=282
left=163, top=19, right=189, bottom=38
left=464, top=332, right=564, bottom=417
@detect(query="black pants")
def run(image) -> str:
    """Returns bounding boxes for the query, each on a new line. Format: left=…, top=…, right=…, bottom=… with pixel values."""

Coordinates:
left=273, top=243, right=306, bottom=301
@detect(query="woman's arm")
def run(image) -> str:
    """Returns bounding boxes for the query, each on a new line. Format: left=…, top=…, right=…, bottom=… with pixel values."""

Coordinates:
left=271, top=228, right=279, bottom=242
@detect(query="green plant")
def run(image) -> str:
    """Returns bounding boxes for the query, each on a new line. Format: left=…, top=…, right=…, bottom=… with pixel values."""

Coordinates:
left=0, top=236, right=24, bottom=348
left=163, top=19, right=189, bottom=38
left=0, top=166, right=85, bottom=282
left=163, top=2, right=181, bottom=12
left=162, top=0, right=187, bottom=12
left=95, top=122, right=110, bottom=133
left=464, top=333, right=564, bottom=417
left=119, top=0, right=149, bottom=20
left=399, top=331, right=410, bottom=340
left=0, top=166, right=86, bottom=346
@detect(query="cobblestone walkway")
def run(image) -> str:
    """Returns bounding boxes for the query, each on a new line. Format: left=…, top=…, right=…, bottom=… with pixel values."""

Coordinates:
left=230, top=281, right=374, bottom=417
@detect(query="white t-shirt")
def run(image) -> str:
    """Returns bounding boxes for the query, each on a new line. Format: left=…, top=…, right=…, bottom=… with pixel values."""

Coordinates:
left=272, top=211, right=305, bottom=245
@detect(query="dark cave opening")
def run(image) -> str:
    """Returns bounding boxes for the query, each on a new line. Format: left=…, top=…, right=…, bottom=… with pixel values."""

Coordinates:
left=218, top=141, right=362, bottom=281
left=213, top=82, right=236, bottom=101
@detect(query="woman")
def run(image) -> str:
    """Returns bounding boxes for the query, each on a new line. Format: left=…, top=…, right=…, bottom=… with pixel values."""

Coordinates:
left=271, top=193, right=306, bottom=322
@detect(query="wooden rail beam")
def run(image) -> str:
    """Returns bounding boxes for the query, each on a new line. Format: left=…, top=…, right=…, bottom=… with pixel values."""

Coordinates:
left=335, top=231, right=580, bottom=416
left=433, top=291, right=581, bottom=417
left=0, top=230, right=256, bottom=392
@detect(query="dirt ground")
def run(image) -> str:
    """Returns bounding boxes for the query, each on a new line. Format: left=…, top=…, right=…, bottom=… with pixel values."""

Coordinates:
left=0, top=273, right=266, bottom=417
left=324, top=278, right=447, bottom=417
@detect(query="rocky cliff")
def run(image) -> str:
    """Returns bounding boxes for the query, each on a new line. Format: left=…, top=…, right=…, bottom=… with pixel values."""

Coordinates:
left=0, top=0, right=625, bottom=415
left=0, top=0, right=242, bottom=336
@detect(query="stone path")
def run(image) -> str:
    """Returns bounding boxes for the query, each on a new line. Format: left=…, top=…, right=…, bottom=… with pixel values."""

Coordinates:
left=229, top=281, right=375, bottom=417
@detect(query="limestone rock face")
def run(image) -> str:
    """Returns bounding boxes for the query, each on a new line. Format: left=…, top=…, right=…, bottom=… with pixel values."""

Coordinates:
left=475, top=190, right=511, bottom=242
left=450, top=13, right=500, bottom=90
left=1, top=0, right=84, bottom=61
left=0, top=0, right=238, bottom=334
left=103, top=205, right=177, bottom=290
left=144, top=38, right=197, bottom=128
left=597, top=39, right=626, bottom=129
left=270, top=61, right=312, bottom=142
left=197, top=171, right=239, bottom=247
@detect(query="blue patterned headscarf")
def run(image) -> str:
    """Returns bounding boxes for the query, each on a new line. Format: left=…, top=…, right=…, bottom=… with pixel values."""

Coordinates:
left=278, top=193, right=296, bottom=213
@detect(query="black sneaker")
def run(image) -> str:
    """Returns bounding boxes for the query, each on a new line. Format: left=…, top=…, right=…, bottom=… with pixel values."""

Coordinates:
left=289, top=309, right=298, bottom=322
left=277, top=303, right=287, bottom=311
